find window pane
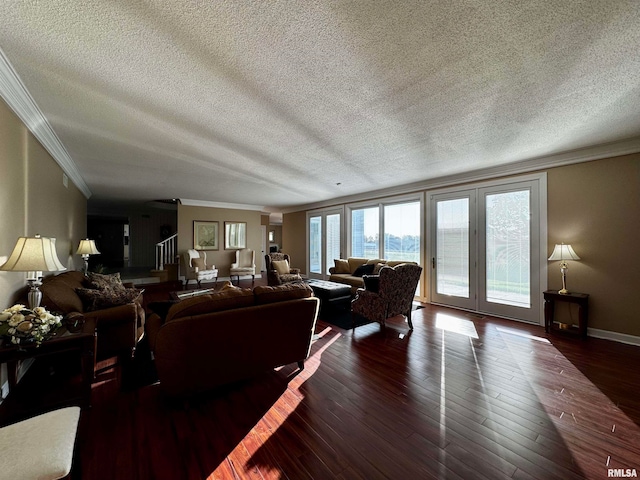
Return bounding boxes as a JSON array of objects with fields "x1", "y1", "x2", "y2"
[
  {"x1": 351, "y1": 207, "x2": 379, "y2": 258},
  {"x1": 485, "y1": 190, "x2": 530, "y2": 308},
  {"x1": 436, "y1": 198, "x2": 469, "y2": 297},
  {"x1": 326, "y1": 214, "x2": 341, "y2": 275},
  {"x1": 309, "y1": 216, "x2": 321, "y2": 274},
  {"x1": 383, "y1": 202, "x2": 420, "y2": 262}
]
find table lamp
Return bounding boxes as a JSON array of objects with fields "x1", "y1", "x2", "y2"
[
  {"x1": 548, "y1": 243, "x2": 580, "y2": 295},
  {"x1": 76, "y1": 239, "x2": 100, "y2": 275},
  {"x1": 0, "y1": 235, "x2": 67, "y2": 308}
]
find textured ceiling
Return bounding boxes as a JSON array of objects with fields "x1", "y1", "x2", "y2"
[{"x1": 1, "y1": 0, "x2": 639, "y2": 210}]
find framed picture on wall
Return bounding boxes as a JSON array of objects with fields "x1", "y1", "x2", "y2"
[
  {"x1": 225, "y1": 221, "x2": 247, "y2": 250},
  {"x1": 193, "y1": 221, "x2": 219, "y2": 250}
]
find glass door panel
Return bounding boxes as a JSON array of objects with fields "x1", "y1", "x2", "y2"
[
  {"x1": 485, "y1": 190, "x2": 530, "y2": 307},
  {"x1": 325, "y1": 214, "x2": 341, "y2": 275},
  {"x1": 478, "y1": 183, "x2": 540, "y2": 322},
  {"x1": 309, "y1": 216, "x2": 322, "y2": 276},
  {"x1": 308, "y1": 209, "x2": 343, "y2": 279},
  {"x1": 430, "y1": 192, "x2": 476, "y2": 310}
]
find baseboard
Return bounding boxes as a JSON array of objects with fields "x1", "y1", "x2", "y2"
[{"x1": 587, "y1": 327, "x2": 640, "y2": 346}]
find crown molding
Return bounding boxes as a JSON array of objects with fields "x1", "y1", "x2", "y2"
[
  {"x1": 0, "y1": 48, "x2": 91, "y2": 198},
  {"x1": 279, "y1": 137, "x2": 640, "y2": 213},
  {"x1": 179, "y1": 198, "x2": 265, "y2": 212}
]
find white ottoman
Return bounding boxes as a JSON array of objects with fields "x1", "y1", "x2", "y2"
[{"x1": 0, "y1": 406, "x2": 81, "y2": 480}]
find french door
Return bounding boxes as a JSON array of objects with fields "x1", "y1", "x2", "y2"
[
  {"x1": 307, "y1": 208, "x2": 343, "y2": 280},
  {"x1": 430, "y1": 178, "x2": 542, "y2": 323}
]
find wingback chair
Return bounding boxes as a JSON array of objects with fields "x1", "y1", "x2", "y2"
[
  {"x1": 265, "y1": 252, "x2": 303, "y2": 285},
  {"x1": 230, "y1": 248, "x2": 256, "y2": 285},
  {"x1": 351, "y1": 263, "x2": 423, "y2": 330},
  {"x1": 182, "y1": 249, "x2": 218, "y2": 287}
]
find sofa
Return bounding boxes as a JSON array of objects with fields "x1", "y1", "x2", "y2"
[
  {"x1": 328, "y1": 257, "x2": 418, "y2": 294},
  {"x1": 39, "y1": 271, "x2": 145, "y2": 360},
  {"x1": 146, "y1": 281, "x2": 319, "y2": 397}
]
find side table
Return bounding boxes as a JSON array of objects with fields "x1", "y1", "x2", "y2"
[
  {"x1": 543, "y1": 290, "x2": 589, "y2": 339},
  {"x1": 0, "y1": 317, "x2": 96, "y2": 424}
]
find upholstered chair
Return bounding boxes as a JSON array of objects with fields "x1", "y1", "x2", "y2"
[
  {"x1": 351, "y1": 263, "x2": 423, "y2": 330},
  {"x1": 182, "y1": 249, "x2": 218, "y2": 287},
  {"x1": 265, "y1": 252, "x2": 303, "y2": 285},
  {"x1": 230, "y1": 248, "x2": 256, "y2": 285}
]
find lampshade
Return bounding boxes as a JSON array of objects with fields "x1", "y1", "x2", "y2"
[
  {"x1": 0, "y1": 235, "x2": 66, "y2": 272},
  {"x1": 548, "y1": 244, "x2": 580, "y2": 262},
  {"x1": 76, "y1": 239, "x2": 100, "y2": 256}
]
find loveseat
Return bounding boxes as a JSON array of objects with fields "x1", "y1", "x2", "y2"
[
  {"x1": 39, "y1": 271, "x2": 145, "y2": 360},
  {"x1": 146, "y1": 282, "x2": 319, "y2": 397},
  {"x1": 328, "y1": 257, "x2": 418, "y2": 294}
]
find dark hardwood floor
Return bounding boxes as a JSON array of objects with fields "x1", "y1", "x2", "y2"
[{"x1": 78, "y1": 279, "x2": 640, "y2": 479}]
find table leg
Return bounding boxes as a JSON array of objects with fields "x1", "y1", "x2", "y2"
[{"x1": 544, "y1": 298, "x2": 554, "y2": 333}]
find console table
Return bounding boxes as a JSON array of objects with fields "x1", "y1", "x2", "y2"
[{"x1": 543, "y1": 290, "x2": 589, "y2": 339}]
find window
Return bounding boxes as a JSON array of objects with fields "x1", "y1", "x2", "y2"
[{"x1": 351, "y1": 207, "x2": 379, "y2": 258}]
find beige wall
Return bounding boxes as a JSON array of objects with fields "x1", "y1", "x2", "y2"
[
  {"x1": 0, "y1": 99, "x2": 87, "y2": 308},
  {"x1": 282, "y1": 211, "x2": 307, "y2": 274},
  {"x1": 546, "y1": 154, "x2": 640, "y2": 337},
  {"x1": 177, "y1": 204, "x2": 262, "y2": 277},
  {"x1": 283, "y1": 154, "x2": 640, "y2": 338}
]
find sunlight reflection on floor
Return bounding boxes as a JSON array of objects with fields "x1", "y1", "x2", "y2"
[{"x1": 435, "y1": 312, "x2": 479, "y2": 339}]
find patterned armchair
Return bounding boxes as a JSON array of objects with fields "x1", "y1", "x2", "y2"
[
  {"x1": 230, "y1": 248, "x2": 256, "y2": 285},
  {"x1": 265, "y1": 252, "x2": 303, "y2": 286},
  {"x1": 351, "y1": 263, "x2": 422, "y2": 330}
]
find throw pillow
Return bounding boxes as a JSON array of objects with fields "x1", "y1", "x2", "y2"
[
  {"x1": 373, "y1": 262, "x2": 386, "y2": 274},
  {"x1": 76, "y1": 287, "x2": 142, "y2": 312},
  {"x1": 271, "y1": 259, "x2": 290, "y2": 275},
  {"x1": 333, "y1": 259, "x2": 350, "y2": 274},
  {"x1": 191, "y1": 257, "x2": 205, "y2": 271},
  {"x1": 352, "y1": 263, "x2": 375, "y2": 277},
  {"x1": 87, "y1": 272, "x2": 125, "y2": 293},
  {"x1": 363, "y1": 275, "x2": 380, "y2": 293}
]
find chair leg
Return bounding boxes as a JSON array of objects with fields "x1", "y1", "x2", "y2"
[
  {"x1": 406, "y1": 309, "x2": 414, "y2": 330},
  {"x1": 297, "y1": 360, "x2": 305, "y2": 370}
]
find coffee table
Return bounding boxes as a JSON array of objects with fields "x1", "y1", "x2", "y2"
[
  {"x1": 169, "y1": 287, "x2": 217, "y2": 302},
  {"x1": 306, "y1": 279, "x2": 352, "y2": 314}
]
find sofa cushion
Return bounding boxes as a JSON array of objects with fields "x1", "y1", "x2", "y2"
[
  {"x1": 366, "y1": 258, "x2": 386, "y2": 265},
  {"x1": 352, "y1": 263, "x2": 375, "y2": 277},
  {"x1": 373, "y1": 262, "x2": 386, "y2": 274},
  {"x1": 40, "y1": 272, "x2": 87, "y2": 314},
  {"x1": 87, "y1": 272, "x2": 126, "y2": 293},
  {"x1": 167, "y1": 287, "x2": 255, "y2": 321},
  {"x1": 76, "y1": 287, "x2": 143, "y2": 312},
  {"x1": 347, "y1": 257, "x2": 368, "y2": 274},
  {"x1": 253, "y1": 282, "x2": 313, "y2": 305},
  {"x1": 333, "y1": 259, "x2": 350, "y2": 274},
  {"x1": 271, "y1": 259, "x2": 290, "y2": 275}
]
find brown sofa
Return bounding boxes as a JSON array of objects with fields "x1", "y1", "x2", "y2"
[
  {"x1": 328, "y1": 257, "x2": 417, "y2": 294},
  {"x1": 146, "y1": 282, "x2": 319, "y2": 397},
  {"x1": 39, "y1": 271, "x2": 145, "y2": 360}
]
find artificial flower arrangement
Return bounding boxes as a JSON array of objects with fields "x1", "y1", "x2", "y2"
[{"x1": 0, "y1": 304, "x2": 63, "y2": 346}]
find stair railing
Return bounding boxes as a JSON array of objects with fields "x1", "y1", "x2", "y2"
[{"x1": 156, "y1": 233, "x2": 178, "y2": 271}]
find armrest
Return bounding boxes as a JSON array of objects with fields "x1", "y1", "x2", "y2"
[
  {"x1": 146, "y1": 313, "x2": 163, "y2": 352},
  {"x1": 328, "y1": 267, "x2": 336, "y2": 274},
  {"x1": 231, "y1": 262, "x2": 239, "y2": 268},
  {"x1": 82, "y1": 303, "x2": 139, "y2": 327},
  {"x1": 290, "y1": 268, "x2": 301, "y2": 275}
]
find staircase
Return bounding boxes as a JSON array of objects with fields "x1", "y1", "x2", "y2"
[{"x1": 151, "y1": 233, "x2": 179, "y2": 282}]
